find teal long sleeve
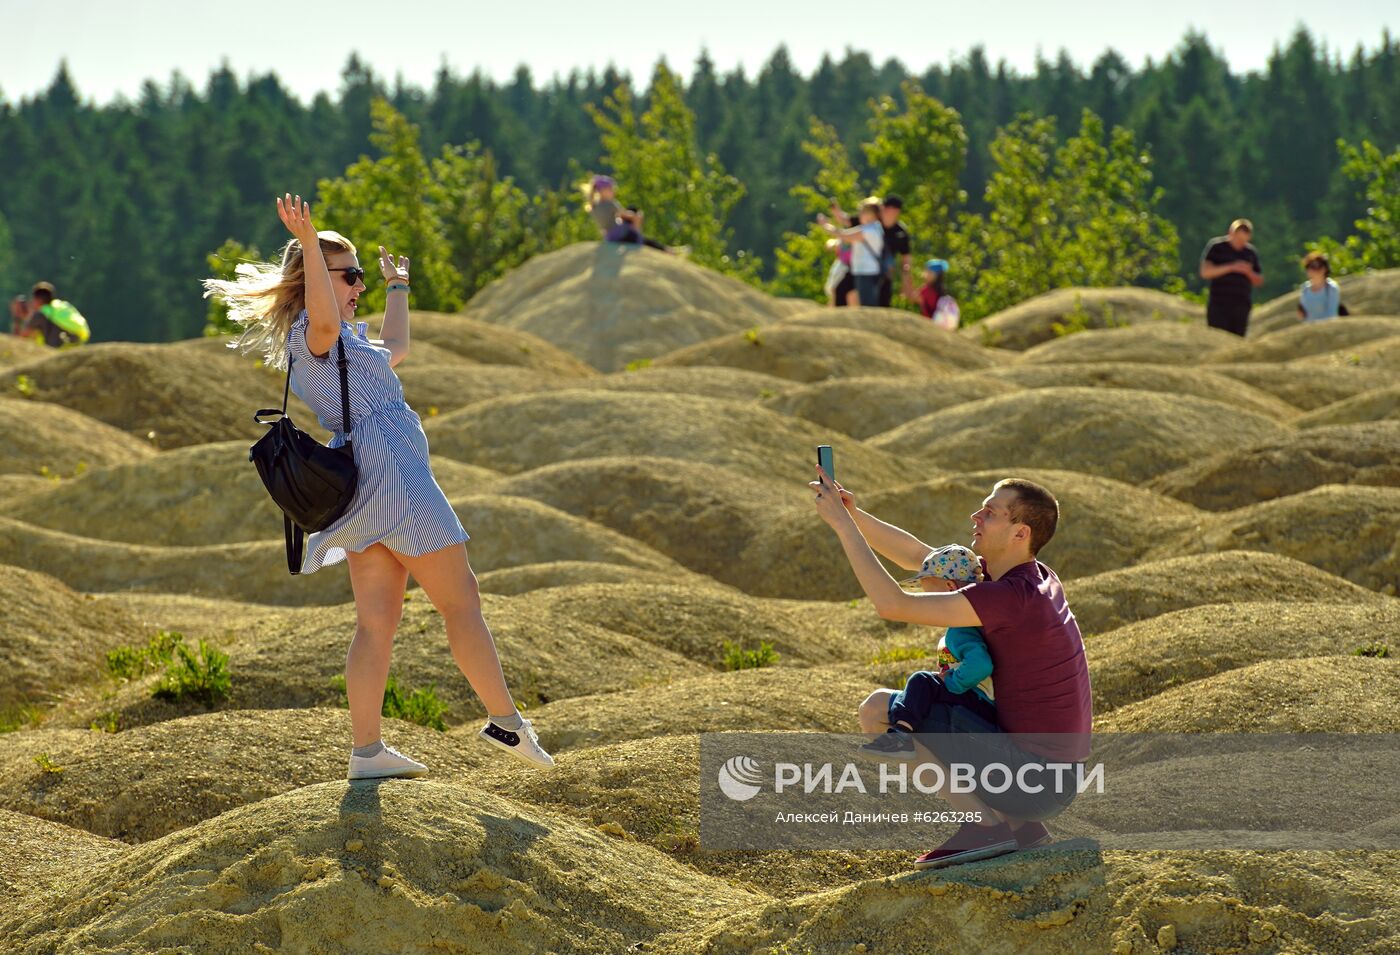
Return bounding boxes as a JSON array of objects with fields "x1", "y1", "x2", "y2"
[{"x1": 942, "y1": 626, "x2": 993, "y2": 696}]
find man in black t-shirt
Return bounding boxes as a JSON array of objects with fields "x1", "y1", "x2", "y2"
[
  {"x1": 1199, "y1": 219, "x2": 1264, "y2": 337},
  {"x1": 879, "y1": 195, "x2": 913, "y2": 308}
]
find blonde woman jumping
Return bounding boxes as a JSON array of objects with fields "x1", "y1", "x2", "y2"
[{"x1": 204, "y1": 194, "x2": 553, "y2": 778}]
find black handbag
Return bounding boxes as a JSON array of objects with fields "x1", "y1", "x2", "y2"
[{"x1": 249, "y1": 338, "x2": 359, "y2": 574}]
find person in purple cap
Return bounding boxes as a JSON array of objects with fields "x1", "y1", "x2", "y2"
[{"x1": 586, "y1": 174, "x2": 669, "y2": 252}]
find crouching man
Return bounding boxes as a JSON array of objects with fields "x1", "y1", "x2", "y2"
[{"x1": 810, "y1": 469, "x2": 1092, "y2": 869}]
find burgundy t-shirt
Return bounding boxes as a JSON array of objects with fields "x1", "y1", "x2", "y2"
[{"x1": 961, "y1": 560, "x2": 1092, "y2": 760}]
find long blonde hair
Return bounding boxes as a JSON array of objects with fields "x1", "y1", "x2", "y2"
[{"x1": 202, "y1": 231, "x2": 356, "y2": 369}]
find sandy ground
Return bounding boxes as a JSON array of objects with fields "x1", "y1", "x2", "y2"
[{"x1": 2, "y1": 247, "x2": 1398, "y2": 953}]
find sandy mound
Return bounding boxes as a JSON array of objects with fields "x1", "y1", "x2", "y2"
[
  {"x1": 425, "y1": 390, "x2": 929, "y2": 488},
  {"x1": 779, "y1": 308, "x2": 1006, "y2": 369},
  {"x1": 764, "y1": 376, "x2": 1014, "y2": 439},
  {"x1": 1148, "y1": 422, "x2": 1400, "y2": 510},
  {"x1": 400, "y1": 310, "x2": 598, "y2": 377},
  {"x1": 1296, "y1": 332, "x2": 1400, "y2": 372},
  {"x1": 1249, "y1": 266, "x2": 1400, "y2": 334},
  {"x1": 744, "y1": 470, "x2": 1200, "y2": 600},
  {"x1": 654, "y1": 325, "x2": 971, "y2": 382},
  {"x1": 1154, "y1": 484, "x2": 1400, "y2": 593},
  {"x1": 1018, "y1": 322, "x2": 1242, "y2": 365},
  {"x1": 870, "y1": 387, "x2": 1289, "y2": 483},
  {"x1": 587, "y1": 366, "x2": 796, "y2": 402},
  {"x1": 963, "y1": 287, "x2": 1201, "y2": 351},
  {"x1": 673, "y1": 847, "x2": 1400, "y2": 955},
  {"x1": 0, "y1": 398, "x2": 153, "y2": 477},
  {"x1": 1087, "y1": 600, "x2": 1400, "y2": 712},
  {"x1": 496, "y1": 457, "x2": 789, "y2": 587},
  {"x1": 513, "y1": 582, "x2": 901, "y2": 667},
  {"x1": 3, "y1": 779, "x2": 753, "y2": 955},
  {"x1": 1065, "y1": 551, "x2": 1388, "y2": 634},
  {"x1": 0, "y1": 335, "x2": 53, "y2": 369},
  {"x1": 468, "y1": 662, "x2": 908, "y2": 754},
  {"x1": 1203, "y1": 360, "x2": 1396, "y2": 410},
  {"x1": 0, "y1": 810, "x2": 126, "y2": 909},
  {"x1": 0, "y1": 516, "x2": 353, "y2": 606},
  {"x1": 970, "y1": 363, "x2": 1298, "y2": 421},
  {"x1": 395, "y1": 364, "x2": 566, "y2": 416},
  {"x1": 1296, "y1": 384, "x2": 1400, "y2": 428},
  {"x1": 471, "y1": 734, "x2": 911, "y2": 899},
  {"x1": 0, "y1": 443, "x2": 500, "y2": 546},
  {"x1": 478, "y1": 561, "x2": 701, "y2": 596},
  {"x1": 0, "y1": 709, "x2": 496, "y2": 842},
  {"x1": 1098, "y1": 655, "x2": 1400, "y2": 733},
  {"x1": 9, "y1": 342, "x2": 328, "y2": 449},
  {"x1": 0, "y1": 564, "x2": 146, "y2": 711},
  {"x1": 48, "y1": 594, "x2": 711, "y2": 734},
  {"x1": 1218, "y1": 315, "x2": 1400, "y2": 361},
  {"x1": 465, "y1": 241, "x2": 789, "y2": 372}
]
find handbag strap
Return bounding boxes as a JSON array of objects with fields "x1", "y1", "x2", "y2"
[
  {"x1": 259, "y1": 335, "x2": 353, "y2": 432},
  {"x1": 285, "y1": 513, "x2": 304, "y2": 575}
]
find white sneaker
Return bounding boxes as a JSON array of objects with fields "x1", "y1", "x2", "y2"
[
  {"x1": 479, "y1": 717, "x2": 555, "y2": 770},
  {"x1": 348, "y1": 743, "x2": 428, "y2": 780}
]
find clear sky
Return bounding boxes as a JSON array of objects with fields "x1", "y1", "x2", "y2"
[{"x1": 2, "y1": 0, "x2": 1395, "y2": 105}]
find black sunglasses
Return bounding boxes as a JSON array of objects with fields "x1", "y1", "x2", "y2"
[{"x1": 327, "y1": 266, "x2": 367, "y2": 287}]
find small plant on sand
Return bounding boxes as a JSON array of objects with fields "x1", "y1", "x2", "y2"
[
  {"x1": 1354, "y1": 642, "x2": 1391, "y2": 658},
  {"x1": 0, "y1": 703, "x2": 45, "y2": 734},
  {"x1": 623, "y1": 358, "x2": 653, "y2": 372},
  {"x1": 743, "y1": 327, "x2": 762, "y2": 347},
  {"x1": 106, "y1": 630, "x2": 185, "y2": 682},
  {"x1": 14, "y1": 373, "x2": 35, "y2": 398},
  {"x1": 330, "y1": 673, "x2": 449, "y2": 731},
  {"x1": 757, "y1": 388, "x2": 775, "y2": 399},
  {"x1": 153, "y1": 640, "x2": 231, "y2": 706},
  {"x1": 869, "y1": 645, "x2": 934, "y2": 666},
  {"x1": 722, "y1": 639, "x2": 779, "y2": 671},
  {"x1": 977, "y1": 323, "x2": 1002, "y2": 348},
  {"x1": 89, "y1": 711, "x2": 120, "y2": 733},
  {"x1": 33, "y1": 753, "x2": 63, "y2": 775}
]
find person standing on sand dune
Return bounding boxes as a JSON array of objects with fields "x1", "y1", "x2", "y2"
[
  {"x1": 203, "y1": 194, "x2": 554, "y2": 780},
  {"x1": 1199, "y1": 218, "x2": 1264, "y2": 337}
]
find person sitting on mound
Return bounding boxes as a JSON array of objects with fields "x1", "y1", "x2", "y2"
[
  {"x1": 858, "y1": 544, "x2": 995, "y2": 759},
  {"x1": 811, "y1": 468, "x2": 1091, "y2": 870},
  {"x1": 585, "y1": 174, "x2": 670, "y2": 253},
  {"x1": 918, "y1": 259, "x2": 961, "y2": 331}
]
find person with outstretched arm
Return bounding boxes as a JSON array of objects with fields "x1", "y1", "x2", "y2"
[
  {"x1": 812, "y1": 468, "x2": 1092, "y2": 869},
  {"x1": 203, "y1": 195, "x2": 554, "y2": 781}
]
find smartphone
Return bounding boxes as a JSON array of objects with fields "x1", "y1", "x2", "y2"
[{"x1": 816, "y1": 445, "x2": 835, "y2": 483}]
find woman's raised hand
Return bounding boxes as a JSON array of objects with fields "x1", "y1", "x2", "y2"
[
  {"x1": 378, "y1": 245, "x2": 410, "y2": 284},
  {"x1": 276, "y1": 194, "x2": 318, "y2": 245}
]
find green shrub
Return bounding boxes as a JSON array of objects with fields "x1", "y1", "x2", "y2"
[
  {"x1": 0, "y1": 703, "x2": 45, "y2": 734},
  {"x1": 722, "y1": 640, "x2": 779, "y2": 671},
  {"x1": 1354, "y1": 642, "x2": 1391, "y2": 658},
  {"x1": 33, "y1": 752, "x2": 63, "y2": 774},
  {"x1": 870, "y1": 645, "x2": 935, "y2": 666},
  {"x1": 623, "y1": 358, "x2": 653, "y2": 372},
  {"x1": 89, "y1": 711, "x2": 120, "y2": 733},
  {"x1": 329, "y1": 673, "x2": 449, "y2": 731},
  {"x1": 743, "y1": 327, "x2": 762, "y2": 346},
  {"x1": 107, "y1": 630, "x2": 185, "y2": 682},
  {"x1": 153, "y1": 639, "x2": 231, "y2": 706}
]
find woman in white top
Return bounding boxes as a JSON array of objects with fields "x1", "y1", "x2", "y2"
[{"x1": 819, "y1": 197, "x2": 885, "y2": 307}]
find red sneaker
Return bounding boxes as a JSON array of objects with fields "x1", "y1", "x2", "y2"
[
  {"x1": 1012, "y1": 820, "x2": 1051, "y2": 849},
  {"x1": 914, "y1": 821, "x2": 1017, "y2": 869}
]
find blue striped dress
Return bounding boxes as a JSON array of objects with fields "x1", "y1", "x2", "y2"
[{"x1": 286, "y1": 311, "x2": 468, "y2": 573}]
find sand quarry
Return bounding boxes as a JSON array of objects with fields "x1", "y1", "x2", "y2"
[{"x1": 2, "y1": 241, "x2": 1399, "y2": 953}]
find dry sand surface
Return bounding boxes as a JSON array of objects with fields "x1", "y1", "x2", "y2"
[
  {"x1": 1147, "y1": 421, "x2": 1400, "y2": 509},
  {"x1": 960, "y1": 286, "x2": 1202, "y2": 350},
  {"x1": 3, "y1": 250, "x2": 1399, "y2": 953},
  {"x1": 870, "y1": 387, "x2": 1290, "y2": 483}
]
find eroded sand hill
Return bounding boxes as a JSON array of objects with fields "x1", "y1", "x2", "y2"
[{"x1": 3, "y1": 249, "x2": 1398, "y2": 954}]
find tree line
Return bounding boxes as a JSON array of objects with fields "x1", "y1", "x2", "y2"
[{"x1": 2, "y1": 28, "x2": 1399, "y2": 342}]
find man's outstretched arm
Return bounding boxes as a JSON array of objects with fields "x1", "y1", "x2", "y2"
[{"x1": 848, "y1": 504, "x2": 935, "y2": 571}]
